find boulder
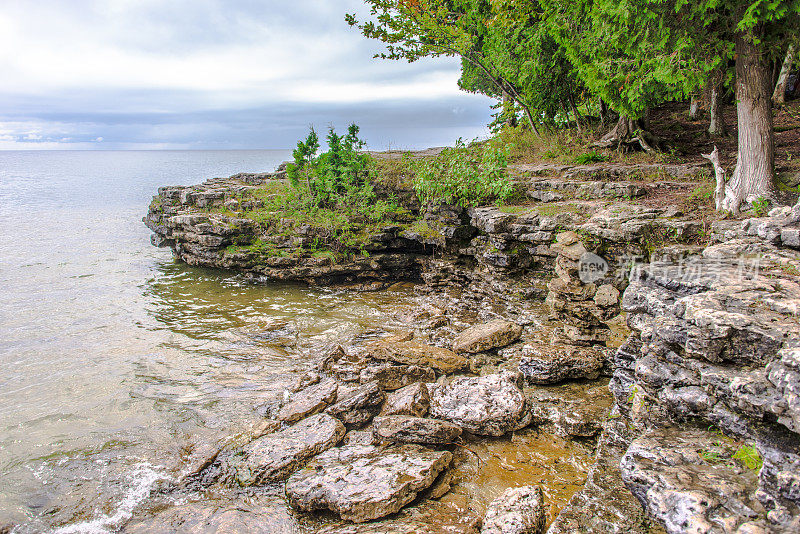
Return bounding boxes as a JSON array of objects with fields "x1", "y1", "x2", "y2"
[
  {"x1": 286, "y1": 444, "x2": 453, "y2": 523},
  {"x1": 216, "y1": 413, "x2": 345, "y2": 486},
  {"x1": 481, "y1": 486, "x2": 545, "y2": 534},
  {"x1": 278, "y1": 379, "x2": 338, "y2": 424},
  {"x1": 452, "y1": 320, "x2": 524, "y2": 354},
  {"x1": 360, "y1": 363, "x2": 436, "y2": 391},
  {"x1": 325, "y1": 381, "x2": 385, "y2": 428},
  {"x1": 428, "y1": 372, "x2": 528, "y2": 436},
  {"x1": 372, "y1": 416, "x2": 462, "y2": 445},
  {"x1": 364, "y1": 340, "x2": 469, "y2": 374},
  {"x1": 380, "y1": 382, "x2": 430, "y2": 418},
  {"x1": 526, "y1": 381, "x2": 612, "y2": 437},
  {"x1": 518, "y1": 343, "x2": 603, "y2": 384}
]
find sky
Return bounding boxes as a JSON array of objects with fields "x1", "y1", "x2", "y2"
[{"x1": 0, "y1": 0, "x2": 494, "y2": 150}]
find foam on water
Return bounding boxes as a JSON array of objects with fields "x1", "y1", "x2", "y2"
[{"x1": 51, "y1": 463, "x2": 170, "y2": 534}]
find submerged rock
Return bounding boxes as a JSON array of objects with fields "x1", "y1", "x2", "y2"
[
  {"x1": 481, "y1": 485, "x2": 545, "y2": 534},
  {"x1": 429, "y1": 371, "x2": 528, "y2": 436},
  {"x1": 380, "y1": 382, "x2": 430, "y2": 418},
  {"x1": 364, "y1": 340, "x2": 469, "y2": 374},
  {"x1": 526, "y1": 380, "x2": 612, "y2": 437},
  {"x1": 278, "y1": 379, "x2": 338, "y2": 424},
  {"x1": 286, "y1": 443, "x2": 453, "y2": 523},
  {"x1": 452, "y1": 320, "x2": 523, "y2": 354},
  {"x1": 219, "y1": 413, "x2": 345, "y2": 486},
  {"x1": 372, "y1": 416, "x2": 462, "y2": 445}
]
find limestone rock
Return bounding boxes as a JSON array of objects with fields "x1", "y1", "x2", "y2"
[
  {"x1": 212, "y1": 413, "x2": 345, "y2": 486},
  {"x1": 594, "y1": 284, "x2": 620, "y2": 307},
  {"x1": 452, "y1": 320, "x2": 523, "y2": 354},
  {"x1": 481, "y1": 486, "x2": 545, "y2": 534},
  {"x1": 364, "y1": 340, "x2": 469, "y2": 374},
  {"x1": 381, "y1": 382, "x2": 430, "y2": 418},
  {"x1": 372, "y1": 416, "x2": 462, "y2": 445},
  {"x1": 621, "y1": 428, "x2": 775, "y2": 534},
  {"x1": 526, "y1": 381, "x2": 612, "y2": 437},
  {"x1": 518, "y1": 343, "x2": 603, "y2": 384},
  {"x1": 278, "y1": 379, "x2": 338, "y2": 424},
  {"x1": 360, "y1": 363, "x2": 436, "y2": 391},
  {"x1": 429, "y1": 371, "x2": 528, "y2": 436},
  {"x1": 325, "y1": 381, "x2": 385, "y2": 428},
  {"x1": 286, "y1": 443, "x2": 453, "y2": 523}
]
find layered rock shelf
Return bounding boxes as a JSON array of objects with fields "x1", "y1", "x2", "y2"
[{"x1": 137, "y1": 161, "x2": 800, "y2": 533}]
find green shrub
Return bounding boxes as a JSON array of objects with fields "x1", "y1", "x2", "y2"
[
  {"x1": 412, "y1": 139, "x2": 514, "y2": 208},
  {"x1": 573, "y1": 150, "x2": 608, "y2": 164}
]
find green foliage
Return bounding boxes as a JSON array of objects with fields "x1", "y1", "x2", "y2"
[
  {"x1": 732, "y1": 445, "x2": 763, "y2": 471},
  {"x1": 573, "y1": 150, "x2": 607, "y2": 164},
  {"x1": 288, "y1": 124, "x2": 373, "y2": 208},
  {"x1": 412, "y1": 139, "x2": 515, "y2": 207},
  {"x1": 751, "y1": 196, "x2": 771, "y2": 217}
]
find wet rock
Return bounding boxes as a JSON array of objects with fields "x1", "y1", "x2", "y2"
[
  {"x1": 290, "y1": 370, "x2": 321, "y2": 393},
  {"x1": 373, "y1": 416, "x2": 462, "y2": 445},
  {"x1": 526, "y1": 380, "x2": 613, "y2": 437},
  {"x1": 429, "y1": 371, "x2": 528, "y2": 436},
  {"x1": 452, "y1": 319, "x2": 523, "y2": 354},
  {"x1": 325, "y1": 381, "x2": 385, "y2": 428},
  {"x1": 278, "y1": 379, "x2": 338, "y2": 424},
  {"x1": 286, "y1": 443, "x2": 453, "y2": 523},
  {"x1": 342, "y1": 430, "x2": 379, "y2": 447},
  {"x1": 621, "y1": 428, "x2": 776, "y2": 534},
  {"x1": 218, "y1": 413, "x2": 345, "y2": 486},
  {"x1": 518, "y1": 343, "x2": 603, "y2": 384},
  {"x1": 122, "y1": 498, "x2": 299, "y2": 534},
  {"x1": 364, "y1": 340, "x2": 469, "y2": 374},
  {"x1": 360, "y1": 363, "x2": 436, "y2": 391},
  {"x1": 381, "y1": 382, "x2": 430, "y2": 417},
  {"x1": 481, "y1": 485, "x2": 545, "y2": 534},
  {"x1": 316, "y1": 345, "x2": 346, "y2": 372}
]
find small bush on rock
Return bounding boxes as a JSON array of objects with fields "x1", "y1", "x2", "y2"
[{"x1": 412, "y1": 138, "x2": 515, "y2": 208}]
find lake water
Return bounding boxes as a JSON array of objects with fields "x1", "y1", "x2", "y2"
[
  {"x1": 0, "y1": 150, "x2": 421, "y2": 532},
  {"x1": 0, "y1": 150, "x2": 592, "y2": 533}
]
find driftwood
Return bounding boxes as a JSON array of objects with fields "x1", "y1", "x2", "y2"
[{"x1": 701, "y1": 145, "x2": 727, "y2": 212}]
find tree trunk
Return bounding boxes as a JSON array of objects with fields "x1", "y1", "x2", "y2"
[
  {"x1": 689, "y1": 96, "x2": 701, "y2": 121},
  {"x1": 722, "y1": 32, "x2": 776, "y2": 216},
  {"x1": 708, "y1": 83, "x2": 727, "y2": 137},
  {"x1": 773, "y1": 45, "x2": 795, "y2": 106},
  {"x1": 502, "y1": 91, "x2": 518, "y2": 128},
  {"x1": 599, "y1": 99, "x2": 609, "y2": 126},
  {"x1": 568, "y1": 92, "x2": 584, "y2": 133}
]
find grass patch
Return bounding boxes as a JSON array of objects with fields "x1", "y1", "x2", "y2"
[{"x1": 573, "y1": 150, "x2": 608, "y2": 164}]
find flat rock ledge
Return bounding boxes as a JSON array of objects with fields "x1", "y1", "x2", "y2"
[
  {"x1": 429, "y1": 371, "x2": 528, "y2": 436},
  {"x1": 481, "y1": 485, "x2": 545, "y2": 534},
  {"x1": 286, "y1": 443, "x2": 453, "y2": 523},
  {"x1": 206, "y1": 413, "x2": 345, "y2": 486}
]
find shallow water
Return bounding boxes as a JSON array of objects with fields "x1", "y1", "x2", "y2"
[{"x1": 0, "y1": 150, "x2": 593, "y2": 533}]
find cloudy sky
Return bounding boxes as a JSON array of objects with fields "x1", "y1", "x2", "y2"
[{"x1": 0, "y1": 0, "x2": 494, "y2": 150}]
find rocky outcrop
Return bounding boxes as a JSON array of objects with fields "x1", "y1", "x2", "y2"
[
  {"x1": 286, "y1": 443, "x2": 453, "y2": 523},
  {"x1": 428, "y1": 371, "x2": 528, "y2": 436},
  {"x1": 612, "y1": 227, "x2": 800, "y2": 531},
  {"x1": 481, "y1": 485, "x2": 546, "y2": 534}
]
